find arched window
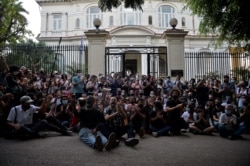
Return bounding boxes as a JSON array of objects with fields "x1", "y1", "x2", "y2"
[
  {"x1": 158, "y1": 5, "x2": 175, "y2": 28},
  {"x1": 109, "y1": 16, "x2": 114, "y2": 26},
  {"x1": 75, "y1": 18, "x2": 80, "y2": 28},
  {"x1": 148, "y1": 15, "x2": 152, "y2": 25},
  {"x1": 182, "y1": 17, "x2": 186, "y2": 27},
  {"x1": 120, "y1": 7, "x2": 142, "y2": 25},
  {"x1": 86, "y1": 6, "x2": 103, "y2": 29}
]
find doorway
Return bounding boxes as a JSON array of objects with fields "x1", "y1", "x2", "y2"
[{"x1": 125, "y1": 59, "x2": 137, "y2": 76}]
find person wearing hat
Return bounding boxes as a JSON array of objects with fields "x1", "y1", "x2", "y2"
[
  {"x1": 78, "y1": 96, "x2": 116, "y2": 151},
  {"x1": 6, "y1": 95, "x2": 71, "y2": 139}
]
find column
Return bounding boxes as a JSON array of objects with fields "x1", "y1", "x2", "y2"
[
  {"x1": 84, "y1": 30, "x2": 110, "y2": 75},
  {"x1": 162, "y1": 28, "x2": 188, "y2": 79}
]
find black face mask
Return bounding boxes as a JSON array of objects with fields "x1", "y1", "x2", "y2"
[
  {"x1": 216, "y1": 103, "x2": 221, "y2": 107},
  {"x1": 22, "y1": 104, "x2": 30, "y2": 110},
  {"x1": 172, "y1": 95, "x2": 178, "y2": 99}
]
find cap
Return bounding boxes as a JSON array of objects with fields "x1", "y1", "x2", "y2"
[
  {"x1": 20, "y1": 95, "x2": 34, "y2": 103},
  {"x1": 86, "y1": 96, "x2": 94, "y2": 107}
]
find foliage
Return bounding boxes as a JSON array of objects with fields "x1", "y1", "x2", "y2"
[
  {"x1": 0, "y1": 0, "x2": 31, "y2": 46},
  {"x1": 231, "y1": 67, "x2": 250, "y2": 81},
  {"x1": 66, "y1": 62, "x2": 87, "y2": 76},
  {"x1": 185, "y1": 0, "x2": 250, "y2": 50},
  {"x1": 4, "y1": 39, "x2": 56, "y2": 73},
  {"x1": 98, "y1": 0, "x2": 144, "y2": 11}
]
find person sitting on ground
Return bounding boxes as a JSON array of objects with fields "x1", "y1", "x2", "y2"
[
  {"x1": 7, "y1": 95, "x2": 71, "y2": 139},
  {"x1": 150, "y1": 101, "x2": 171, "y2": 137},
  {"x1": 181, "y1": 101, "x2": 197, "y2": 124},
  {"x1": 189, "y1": 106, "x2": 215, "y2": 135},
  {"x1": 99, "y1": 97, "x2": 139, "y2": 147},
  {"x1": 165, "y1": 88, "x2": 189, "y2": 135},
  {"x1": 212, "y1": 98, "x2": 224, "y2": 130},
  {"x1": 78, "y1": 96, "x2": 116, "y2": 151},
  {"x1": 129, "y1": 99, "x2": 148, "y2": 138},
  {"x1": 218, "y1": 104, "x2": 245, "y2": 140}
]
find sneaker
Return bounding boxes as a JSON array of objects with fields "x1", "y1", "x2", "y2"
[
  {"x1": 152, "y1": 132, "x2": 158, "y2": 137},
  {"x1": 38, "y1": 132, "x2": 48, "y2": 138},
  {"x1": 113, "y1": 140, "x2": 120, "y2": 148},
  {"x1": 139, "y1": 128, "x2": 146, "y2": 138},
  {"x1": 105, "y1": 132, "x2": 116, "y2": 151},
  {"x1": 94, "y1": 135, "x2": 104, "y2": 151},
  {"x1": 62, "y1": 130, "x2": 72, "y2": 136},
  {"x1": 125, "y1": 138, "x2": 139, "y2": 147}
]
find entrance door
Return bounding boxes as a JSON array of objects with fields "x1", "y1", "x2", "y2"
[{"x1": 125, "y1": 59, "x2": 137, "y2": 76}]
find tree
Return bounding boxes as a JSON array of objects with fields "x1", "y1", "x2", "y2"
[
  {"x1": 5, "y1": 39, "x2": 56, "y2": 73},
  {"x1": 185, "y1": 0, "x2": 250, "y2": 50},
  {"x1": 0, "y1": 0, "x2": 31, "y2": 46},
  {"x1": 98, "y1": 0, "x2": 249, "y2": 50}
]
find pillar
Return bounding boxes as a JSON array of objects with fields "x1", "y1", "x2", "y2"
[
  {"x1": 162, "y1": 29, "x2": 188, "y2": 79},
  {"x1": 84, "y1": 30, "x2": 110, "y2": 76}
]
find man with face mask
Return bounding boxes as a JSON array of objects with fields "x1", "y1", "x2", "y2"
[
  {"x1": 165, "y1": 88, "x2": 189, "y2": 135},
  {"x1": 218, "y1": 104, "x2": 245, "y2": 140},
  {"x1": 219, "y1": 75, "x2": 235, "y2": 105},
  {"x1": 7, "y1": 95, "x2": 72, "y2": 139},
  {"x1": 71, "y1": 69, "x2": 85, "y2": 99},
  {"x1": 54, "y1": 95, "x2": 71, "y2": 128},
  {"x1": 99, "y1": 97, "x2": 139, "y2": 147},
  {"x1": 129, "y1": 99, "x2": 148, "y2": 138}
]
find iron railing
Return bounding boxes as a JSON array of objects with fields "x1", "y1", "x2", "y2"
[
  {"x1": 185, "y1": 51, "x2": 250, "y2": 81},
  {"x1": 0, "y1": 44, "x2": 88, "y2": 76}
]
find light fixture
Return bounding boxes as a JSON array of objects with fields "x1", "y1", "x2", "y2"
[
  {"x1": 169, "y1": 18, "x2": 178, "y2": 30},
  {"x1": 93, "y1": 18, "x2": 101, "y2": 32}
]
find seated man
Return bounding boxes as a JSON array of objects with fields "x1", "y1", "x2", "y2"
[
  {"x1": 218, "y1": 104, "x2": 245, "y2": 140},
  {"x1": 129, "y1": 99, "x2": 148, "y2": 138},
  {"x1": 78, "y1": 96, "x2": 116, "y2": 151},
  {"x1": 189, "y1": 107, "x2": 215, "y2": 135},
  {"x1": 7, "y1": 95, "x2": 71, "y2": 139},
  {"x1": 99, "y1": 97, "x2": 139, "y2": 147},
  {"x1": 165, "y1": 88, "x2": 189, "y2": 135},
  {"x1": 150, "y1": 101, "x2": 171, "y2": 137}
]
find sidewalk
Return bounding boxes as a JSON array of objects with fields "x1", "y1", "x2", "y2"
[{"x1": 0, "y1": 132, "x2": 249, "y2": 166}]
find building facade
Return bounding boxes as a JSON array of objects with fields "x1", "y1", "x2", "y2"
[{"x1": 36, "y1": 0, "x2": 229, "y2": 78}]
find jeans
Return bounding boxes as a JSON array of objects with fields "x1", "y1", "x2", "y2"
[
  {"x1": 218, "y1": 124, "x2": 245, "y2": 138},
  {"x1": 150, "y1": 125, "x2": 171, "y2": 136},
  {"x1": 98, "y1": 123, "x2": 135, "y2": 139},
  {"x1": 79, "y1": 128, "x2": 107, "y2": 148}
]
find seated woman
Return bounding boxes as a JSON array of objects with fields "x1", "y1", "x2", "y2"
[{"x1": 189, "y1": 106, "x2": 215, "y2": 135}]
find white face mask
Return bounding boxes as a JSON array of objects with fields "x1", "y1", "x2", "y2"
[
  {"x1": 62, "y1": 100, "x2": 68, "y2": 105},
  {"x1": 77, "y1": 73, "x2": 82, "y2": 77}
]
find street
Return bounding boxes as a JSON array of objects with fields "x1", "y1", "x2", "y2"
[{"x1": 0, "y1": 132, "x2": 250, "y2": 166}]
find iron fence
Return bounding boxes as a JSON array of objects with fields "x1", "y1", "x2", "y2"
[
  {"x1": 0, "y1": 44, "x2": 88, "y2": 76},
  {"x1": 1, "y1": 44, "x2": 250, "y2": 82},
  {"x1": 185, "y1": 51, "x2": 250, "y2": 81}
]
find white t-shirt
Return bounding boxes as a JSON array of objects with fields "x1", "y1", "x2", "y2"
[{"x1": 7, "y1": 105, "x2": 39, "y2": 125}]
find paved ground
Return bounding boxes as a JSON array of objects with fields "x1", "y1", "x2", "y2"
[{"x1": 0, "y1": 132, "x2": 250, "y2": 166}]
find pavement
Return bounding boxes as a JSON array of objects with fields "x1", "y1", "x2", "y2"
[{"x1": 0, "y1": 132, "x2": 250, "y2": 166}]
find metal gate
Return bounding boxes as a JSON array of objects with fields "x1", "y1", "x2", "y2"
[{"x1": 105, "y1": 46, "x2": 167, "y2": 78}]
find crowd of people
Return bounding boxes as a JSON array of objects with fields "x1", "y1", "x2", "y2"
[{"x1": 0, "y1": 57, "x2": 250, "y2": 151}]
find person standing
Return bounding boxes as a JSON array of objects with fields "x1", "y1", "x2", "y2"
[{"x1": 71, "y1": 70, "x2": 85, "y2": 99}]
